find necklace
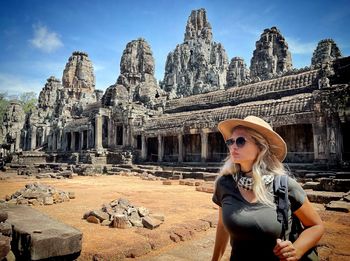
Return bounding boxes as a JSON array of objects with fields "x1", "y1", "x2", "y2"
[{"x1": 233, "y1": 172, "x2": 274, "y2": 191}]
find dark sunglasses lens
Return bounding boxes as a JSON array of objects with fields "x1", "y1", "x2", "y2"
[
  {"x1": 225, "y1": 139, "x2": 234, "y2": 146},
  {"x1": 236, "y1": 137, "x2": 246, "y2": 148}
]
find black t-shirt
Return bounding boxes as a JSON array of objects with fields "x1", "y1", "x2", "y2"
[{"x1": 212, "y1": 174, "x2": 306, "y2": 261}]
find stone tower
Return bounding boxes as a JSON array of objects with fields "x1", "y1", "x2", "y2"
[
  {"x1": 226, "y1": 57, "x2": 251, "y2": 87},
  {"x1": 62, "y1": 51, "x2": 95, "y2": 94},
  {"x1": 162, "y1": 8, "x2": 229, "y2": 97},
  {"x1": 250, "y1": 27, "x2": 292, "y2": 80},
  {"x1": 311, "y1": 39, "x2": 342, "y2": 68},
  {"x1": 103, "y1": 38, "x2": 164, "y2": 107}
]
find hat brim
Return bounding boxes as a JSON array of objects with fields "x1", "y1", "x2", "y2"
[{"x1": 218, "y1": 119, "x2": 287, "y2": 162}]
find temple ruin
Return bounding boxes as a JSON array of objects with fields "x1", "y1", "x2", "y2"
[{"x1": 1, "y1": 8, "x2": 349, "y2": 169}]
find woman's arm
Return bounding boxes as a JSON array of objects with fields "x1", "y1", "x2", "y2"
[
  {"x1": 212, "y1": 207, "x2": 230, "y2": 261},
  {"x1": 274, "y1": 198, "x2": 324, "y2": 260}
]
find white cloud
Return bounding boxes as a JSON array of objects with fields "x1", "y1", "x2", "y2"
[
  {"x1": 0, "y1": 73, "x2": 42, "y2": 96},
  {"x1": 29, "y1": 24, "x2": 63, "y2": 53},
  {"x1": 286, "y1": 37, "x2": 316, "y2": 55}
]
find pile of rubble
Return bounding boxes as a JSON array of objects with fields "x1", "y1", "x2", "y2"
[
  {"x1": 17, "y1": 167, "x2": 74, "y2": 179},
  {"x1": 2, "y1": 183, "x2": 75, "y2": 206},
  {"x1": 0, "y1": 210, "x2": 12, "y2": 260},
  {"x1": 84, "y1": 198, "x2": 164, "y2": 229}
]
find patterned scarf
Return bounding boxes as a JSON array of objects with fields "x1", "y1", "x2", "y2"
[{"x1": 233, "y1": 172, "x2": 274, "y2": 191}]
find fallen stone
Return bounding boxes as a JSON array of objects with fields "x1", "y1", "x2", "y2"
[
  {"x1": 0, "y1": 234, "x2": 11, "y2": 260},
  {"x1": 325, "y1": 201, "x2": 350, "y2": 213},
  {"x1": 86, "y1": 215, "x2": 100, "y2": 224},
  {"x1": 68, "y1": 192, "x2": 75, "y2": 199},
  {"x1": 90, "y1": 210, "x2": 109, "y2": 222},
  {"x1": 1, "y1": 204, "x2": 82, "y2": 260},
  {"x1": 124, "y1": 240, "x2": 152, "y2": 258},
  {"x1": 162, "y1": 180, "x2": 173, "y2": 185},
  {"x1": 44, "y1": 197, "x2": 54, "y2": 205},
  {"x1": 306, "y1": 190, "x2": 345, "y2": 204},
  {"x1": 302, "y1": 182, "x2": 321, "y2": 190},
  {"x1": 138, "y1": 206, "x2": 149, "y2": 217},
  {"x1": 0, "y1": 210, "x2": 8, "y2": 222},
  {"x1": 111, "y1": 215, "x2": 131, "y2": 229},
  {"x1": 0, "y1": 221, "x2": 12, "y2": 236},
  {"x1": 142, "y1": 216, "x2": 162, "y2": 230}
]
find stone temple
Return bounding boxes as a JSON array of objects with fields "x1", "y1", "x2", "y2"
[{"x1": 1, "y1": 8, "x2": 349, "y2": 170}]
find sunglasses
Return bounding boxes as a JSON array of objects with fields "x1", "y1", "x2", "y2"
[{"x1": 225, "y1": 136, "x2": 247, "y2": 148}]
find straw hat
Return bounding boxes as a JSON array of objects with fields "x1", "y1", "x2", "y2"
[{"x1": 218, "y1": 115, "x2": 287, "y2": 162}]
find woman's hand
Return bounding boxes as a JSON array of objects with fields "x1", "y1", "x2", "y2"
[{"x1": 273, "y1": 239, "x2": 299, "y2": 261}]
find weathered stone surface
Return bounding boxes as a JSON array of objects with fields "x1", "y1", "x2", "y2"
[
  {"x1": 62, "y1": 51, "x2": 95, "y2": 92},
  {"x1": 302, "y1": 181, "x2": 321, "y2": 190},
  {"x1": 1, "y1": 204, "x2": 82, "y2": 260},
  {"x1": 325, "y1": 200, "x2": 350, "y2": 212},
  {"x1": 86, "y1": 215, "x2": 100, "y2": 224},
  {"x1": 250, "y1": 26, "x2": 292, "y2": 80},
  {"x1": 1, "y1": 100, "x2": 25, "y2": 153},
  {"x1": 5, "y1": 183, "x2": 73, "y2": 206},
  {"x1": 226, "y1": 57, "x2": 251, "y2": 87},
  {"x1": 162, "y1": 8, "x2": 228, "y2": 97},
  {"x1": 149, "y1": 213, "x2": 165, "y2": 222},
  {"x1": 37, "y1": 76, "x2": 62, "y2": 120},
  {"x1": 111, "y1": 214, "x2": 131, "y2": 229},
  {"x1": 0, "y1": 221, "x2": 12, "y2": 236},
  {"x1": 103, "y1": 38, "x2": 165, "y2": 108},
  {"x1": 0, "y1": 234, "x2": 11, "y2": 260},
  {"x1": 0, "y1": 210, "x2": 8, "y2": 222},
  {"x1": 138, "y1": 206, "x2": 149, "y2": 217},
  {"x1": 306, "y1": 190, "x2": 344, "y2": 204},
  {"x1": 90, "y1": 210, "x2": 109, "y2": 222},
  {"x1": 142, "y1": 216, "x2": 162, "y2": 230},
  {"x1": 311, "y1": 39, "x2": 342, "y2": 68}
]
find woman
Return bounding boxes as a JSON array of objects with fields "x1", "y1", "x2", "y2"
[{"x1": 212, "y1": 116, "x2": 324, "y2": 261}]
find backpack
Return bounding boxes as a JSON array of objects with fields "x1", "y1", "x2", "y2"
[{"x1": 273, "y1": 175, "x2": 319, "y2": 261}]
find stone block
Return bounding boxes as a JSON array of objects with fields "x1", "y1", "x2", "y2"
[
  {"x1": 0, "y1": 221, "x2": 12, "y2": 236},
  {"x1": 149, "y1": 213, "x2": 165, "y2": 222},
  {"x1": 0, "y1": 234, "x2": 11, "y2": 260},
  {"x1": 142, "y1": 216, "x2": 162, "y2": 230},
  {"x1": 325, "y1": 201, "x2": 350, "y2": 213},
  {"x1": 0, "y1": 205, "x2": 82, "y2": 260},
  {"x1": 306, "y1": 191, "x2": 344, "y2": 204},
  {"x1": 138, "y1": 206, "x2": 149, "y2": 217},
  {"x1": 0, "y1": 210, "x2": 8, "y2": 222},
  {"x1": 111, "y1": 214, "x2": 131, "y2": 229},
  {"x1": 86, "y1": 215, "x2": 100, "y2": 224},
  {"x1": 90, "y1": 210, "x2": 109, "y2": 222},
  {"x1": 302, "y1": 182, "x2": 321, "y2": 190}
]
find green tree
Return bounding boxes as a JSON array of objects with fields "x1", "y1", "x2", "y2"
[
  {"x1": 0, "y1": 93, "x2": 9, "y2": 124},
  {"x1": 19, "y1": 91, "x2": 37, "y2": 113}
]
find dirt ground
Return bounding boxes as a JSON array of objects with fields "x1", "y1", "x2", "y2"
[{"x1": 0, "y1": 173, "x2": 349, "y2": 261}]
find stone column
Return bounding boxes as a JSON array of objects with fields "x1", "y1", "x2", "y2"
[
  {"x1": 57, "y1": 130, "x2": 62, "y2": 151},
  {"x1": 123, "y1": 125, "x2": 128, "y2": 146},
  {"x1": 108, "y1": 119, "x2": 116, "y2": 148},
  {"x1": 52, "y1": 133, "x2": 57, "y2": 151},
  {"x1": 312, "y1": 117, "x2": 328, "y2": 163},
  {"x1": 201, "y1": 131, "x2": 208, "y2": 162},
  {"x1": 80, "y1": 131, "x2": 84, "y2": 150},
  {"x1": 178, "y1": 134, "x2": 183, "y2": 162},
  {"x1": 47, "y1": 134, "x2": 52, "y2": 151},
  {"x1": 158, "y1": 135, "x2": 164, "y2": 162},
  {"x1": 95, "y1": 115, "x2": 103, "y2": 151},
  {"x1": 71, "y1": 131, "x2": 75, "y2": 152},
  {"x1": 15, "y1": 132, "x2": 21, "y2": 152},
  {"x1": 30, "y1": 126, "x2": 37, "y2": 151},
  {"x1": 141, "y1": 135, "x2": 147, "y2": 160}
]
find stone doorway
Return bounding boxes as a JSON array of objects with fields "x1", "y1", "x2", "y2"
[
  {"x1": 208, "y1": 132, "x2": 228, "y2": 162},
  {"x1": 164, "y1": 136, "x2": 179, "y2": 162},
  {"x1": 147, "y1": 137, "x2": 158, "y2": 162},
  {"x1": 66, "y1": 132, "x2": 72, "y2": 151},
  {"x1": 74, "y1": 132, "x2": 79, "y2": 151},
  {"x1": 275, "y1": 124, "x2": 314, "y2": 163},
  {"x1": 116, "y1": 126, "x2": 123, "y2": 145},
  {"x1": 183, "y1": 134, "x2": 201, "y2": 162},
  {"x1": 83, "y1": 130, "x2": 88, "y2": 150}
]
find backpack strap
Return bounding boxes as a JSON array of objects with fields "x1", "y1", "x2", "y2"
[{"x1": 274, "y1": 175, "x2": 289, "y2": 240}]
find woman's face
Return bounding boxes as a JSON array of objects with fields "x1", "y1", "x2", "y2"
[{"x1": 227, "y1": 128, "x2": 260, "y2": 167}]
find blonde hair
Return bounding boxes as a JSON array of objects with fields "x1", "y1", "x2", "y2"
[{"x1": 219, "y1": 126, "x2": 288, "y2": 207}]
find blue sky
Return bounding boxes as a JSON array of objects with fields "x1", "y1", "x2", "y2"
[{"x1": 0, "y1": 0, "x2": 349, "y2": 97}]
